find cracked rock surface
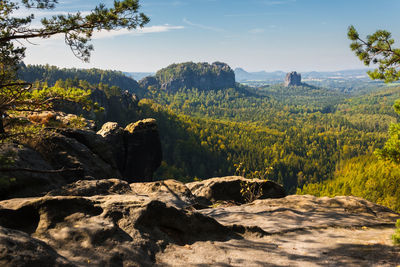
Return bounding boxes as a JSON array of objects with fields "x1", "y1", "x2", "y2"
[{"x1": 0, "y1": 178, "x2": 399, "y2": 266}]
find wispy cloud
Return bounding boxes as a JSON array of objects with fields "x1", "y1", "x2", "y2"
[
  {"x1": 143, "y1": 1, "x2": 186, "y2": 7},
  {"x1": 249, "y1": 28, "x2": 265, "y2": 34},
  {"x1": 93, "y1": 25, "x2": 185, "y2": 39},
  {"x1": 224, "y1": 11, "x2": 290, "y2": 17},
  {"x1": 24, "y1": 25, "x2": 184, "y2": 43},
  {"x1": 183, "y1": 18, "x2": 225, "y2": 32},
  {"x1": 261, "y1": 0, "x2": 296, "y2": 5}
]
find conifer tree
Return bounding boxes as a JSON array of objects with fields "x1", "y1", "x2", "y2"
[
  {"x1": 0, "y1": 0, "x2": 149, "y2": 135},
  {"x1": 348, "y1": 26, "x2": 400, "y2": 163}
]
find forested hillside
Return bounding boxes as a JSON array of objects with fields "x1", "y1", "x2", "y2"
[
  {"x1": 16, "y1": 63, "x2": 400, "y2": 197},
  {"x1": 18, "y1": 64, "x2": 145, "y2": 97},
  {"x1": 139, "y1": 82, "x2": 399, "y2": 193}
]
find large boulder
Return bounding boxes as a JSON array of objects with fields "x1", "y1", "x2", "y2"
[
  {"x1": 0, "y1": 143, "x2": 65, "y2": 199},
  {"x1": 0, "y1": 118, "x2": 162, "y2": 199},
  {"x1": 186, "y1": 176, "x2": 286, "y2": 204},
  {"x1": 130, "y1": 179, "x2": 200, "y2": 208},
  {"x1": 0, "y1": 191, "x2": 235, "y2": 266},
  {"x1": 284, "y1": 71, "x2": 302, "y2": 87},
  {"x1": 26, "y1": 129, "x2": 119, "y2": 182},
  {"x1": 97, "y1": 119, "x2": 162, "y2": 182}
]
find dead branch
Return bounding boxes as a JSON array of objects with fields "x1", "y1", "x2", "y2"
[{"x1": 0, "y1": 166, "x2": 84, "y2": 174}]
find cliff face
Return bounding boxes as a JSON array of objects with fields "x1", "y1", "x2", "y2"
[
  {"x1": 284, "y1": 71, "x2": 302, "y2": 86},
  {"x1": 155, "y1": 62, "x2": 236, "y2": 92},
  {"x1": 0, "y1": 119, "x2": 162, "y2": 199}
]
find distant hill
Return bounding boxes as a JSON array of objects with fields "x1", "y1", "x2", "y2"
[
  {"x1": 234, "y1": 68, "x2": 371, "y2": 82},
  {"x1": 154, "y1": 62, "x2": 236, "y2": 92},
  {"x1": 234, "y1": 68, "x2": 285, "y2": 82},
  {"x1": 18, "y1": 64, "x2": 146, "y2": 97}
]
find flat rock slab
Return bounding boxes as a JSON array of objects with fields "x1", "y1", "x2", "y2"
[
  {"x1": 158, "y1": 194, "x2": 400, "y2": 266},
  {"x1": 156, "y1": 227, "x2": 400, "y2": 266},
  {"x1": 198, "y1": 195, "x2": 399, "y2": 234},
  {"x1": 0, "y1": 184, "x2": 399, "y2": 266}
]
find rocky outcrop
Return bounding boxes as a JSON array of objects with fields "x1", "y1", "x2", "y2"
[
  {"x1": 26, "y1": 129, "x2": 119, "y2": 181},
  {"x1": 155, "y1": 62, "x2": 236, "y2": 92},
  {"x1": 284, "y1": 71, "x2": 302, "y2": 87},
  {"x1": 186, "y1": 176, "x2": 286, "y2": 204},
  {"x1": 0, "y1": 119, "x2": 162, "y2": 199},
  {"x1": 57, "y1": 88, "x2": 139, "y2": 126},
  {"x1": 46, "y1": 179, "x2": 132, "y2": 197},
  {"x1": 0, "y1": 182, "x2": 236, "y2": 266},
  {"x1": 26, "y1": 111, "x2": 96, "y2": 130},
  {"x1": 130, "y1": 179, "x2": 208, "y2": 209},
  {"x1": 0, "y1": 226, "x2": 73, "y2": 267},
  {"x1": 0, "y1": 143, "x2": 66, "y2": 199},
  {"x1": 158, "y1": 195, "x2": 400, "y2": 267},
  {"x1": 0, "y1": 179, "x2": 398, "y2": 266},
  {"x1": 139, "y1": 76, "x2": 159, "y2": 89},
  {"x1": 97, "y1": 119, "x2": 162, "y2": 182}
]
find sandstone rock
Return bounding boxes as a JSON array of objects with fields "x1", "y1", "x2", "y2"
[
  {"x1": 56, "y1": 128, "x2": 119, "y2": 171},
  {"x1": 186, "y1": 176, "x2": 286, "y2": 204},
  {"x1": 125, "y1": 118, "x2": 157, "y2": 133},
  {"x1": 0, "y1": 117, "x2": 162, "y2": 199},
  {"x1": 0, "y1": 143, "x2": 65, "y2": 199},
  {"x1": 130, "y1": 179, "x2": 199, "y2": 208},
  {"x1": 0, "y1": 193, "x2": 235, "y2": 266},
  {"x1": 97, "y1": 119, "x2": 162, "y2": 182},
  {"x1": 46, "y1": 179, "x2": 132, "y2": 197},
  {"x1": 26, "y1": 130, "x2": 119, "y2": 181},
  {"x1": 284, "y1": 71, "x2": 302, "y2": 87},
  {"x1": 26, "y1": 111, "x2": 95, "y2": 130},
  {"x1": 96, "y1": 121, "x2": 122, "y2": 137},
  {"x1": 199, "y1": 194, "x2": 399, "y2": 234},
  {"x1": 0, "y1": 180, "x2": 399, "y2": 266},
  {"x1": 158, "y1": 195, "x2": 400, "y2": 266},
  {"x1": 0, "y1": 226, "x2": 73, "y2": 267}
]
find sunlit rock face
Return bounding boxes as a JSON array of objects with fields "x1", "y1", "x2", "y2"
[{"x1": 284, "y1": 71, "x2": 302, "y2": 86}]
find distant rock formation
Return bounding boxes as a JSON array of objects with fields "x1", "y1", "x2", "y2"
[
  {"x1": 284, "y1": 71, "x2": 302, "y2": 87},
  {"x1": 154, "y1": 62, "x2": 236, "y2": 92}
]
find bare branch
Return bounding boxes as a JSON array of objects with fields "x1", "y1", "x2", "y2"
[{"x1": 0, "y1": 167, "x2": 84, "y2": 174}]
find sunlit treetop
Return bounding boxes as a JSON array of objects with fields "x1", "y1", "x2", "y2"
[{"x1": 348, "y1": 25, "x2": 400, "y2": 83}]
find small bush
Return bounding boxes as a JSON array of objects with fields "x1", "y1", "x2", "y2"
[{"x1": 393, "y1": 219, "x2": 400, "y2": 245}]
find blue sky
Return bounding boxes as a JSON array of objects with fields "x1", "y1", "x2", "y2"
[{"x1": 22, "y1": 0, "x2": 400, "y2": 72}]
